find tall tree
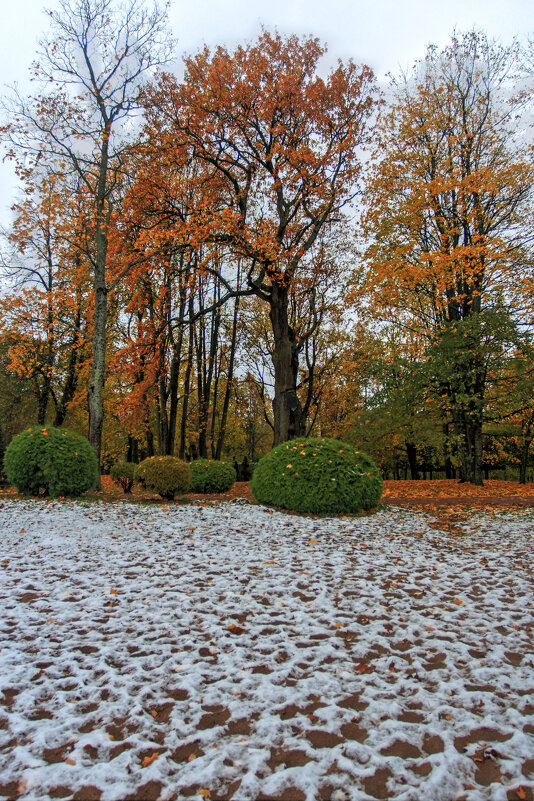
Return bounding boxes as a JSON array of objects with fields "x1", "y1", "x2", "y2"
[
  {"x1": 143, "y1": 31, "x2": 376, "y2": 445},
  {"x1": 360, "y1": 31, "x2": 533, "y2": 484},
  {"x1": 1, "y1": 0, "x2": 173, "y2": 483}
]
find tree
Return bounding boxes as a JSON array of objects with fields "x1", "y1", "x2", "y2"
[
  {"x1": 360, "y1": 31, "x2": 533, "y2": 484},
  {"x1": 1, "y1": 0, "x2": 173, "y2": 483},
  {"x1": 0, "y1": 170, "x2": 91, "y2": 427},
  {"x1": 143, "y1": 31, "x2": 376, "y2": 445}
]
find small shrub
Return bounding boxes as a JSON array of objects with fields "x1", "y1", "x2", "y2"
[
  {"x1": 3, "y1": 425, "x2": 98, "y2": 497},
  {"x1": 190, "y1": 459, "x2": 236, "y2": 493},
  {"x1": 135, "y1": 456, "x2": 191, "y2": 500},
  {"x1": 251, "y1": 437, "x2": 383, "y2": 515},
  {"x1": 110, "y1": 461, "x2": 136, "y2": 493}
]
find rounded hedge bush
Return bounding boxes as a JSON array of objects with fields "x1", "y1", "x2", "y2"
[
  {"x1": 110, "y1": 461, "x2": 136, "y2": 493},
  {"x1": 3, "y1": 425, "x2": 98, "y2": 497},
  {"x1": 189, "y1": 459, "x2": 236, "y2": 493},
  {"x1": 251, "y1": 437, "x2": 383, "y2": 514},
  {"x1": 135, "y1": 456, "x2": 191, "y2": 500}
]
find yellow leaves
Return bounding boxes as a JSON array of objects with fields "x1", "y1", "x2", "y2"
[
  {"x1": 141, "y1": 752, "x2": 159, "y2": 767},
  {"x1": 109, "y1": 588, "x2": 118, "y2": 595},
  {"x1": 198, "y1": 791, "x2": 211, "y2": 799},
  {"x1": 307, "y1": 538, "x2": 317, "y2": 544}
]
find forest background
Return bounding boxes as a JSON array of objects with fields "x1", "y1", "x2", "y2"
[{"x1": 0, "y1": 0, "x2": 533, "y2": 488}]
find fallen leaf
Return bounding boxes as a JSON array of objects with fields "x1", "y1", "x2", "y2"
[
  {"x1": 187, "y1": 753, "x2": 196, "y2": 762},
  {"x1": 308, "y1": 539, "x2": 317, "y2": 544},
  {"x1": 354, "y1": 662, "x2": 375, "y2": 674},
  {"x1": 65, "y1": 758, "x2": 75, "y2": 765},
  {"x1": 199, "y1": 791, "x2": 211, "y2": 799},
  {"x1": 142, "y1": 752, "x2": 159, "y2": 767},
  {"x1": 110, "y1": 588, "x2": 118, "y2": 595},
  {"x1": 517, "y1": 788, "x2": 527, "y2": 800},
  {"x1": 453, "y1": 598, "x2": 464, "y2": 605},
  {"x1": 227, "y1": 624, "x2": 246, "y2": 635}
]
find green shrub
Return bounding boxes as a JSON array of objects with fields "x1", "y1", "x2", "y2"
[
  {"x1": 3, "y1": 425, "x2": 98, "y2": 497},
  {"x1": 190, "y1": 459, "x2": 236, "y2": 493},
  {"x1": 135, "y1": 456, "x2": 191, "y2": 500},
  {"x1": 251, "y1": 437, "x2": 383, "y2": 514},
  {"x1": 110, "y1": 461, "x2": 136, "y2": 493}
]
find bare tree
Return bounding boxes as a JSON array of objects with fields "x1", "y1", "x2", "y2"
[{"x1": 1, "y1": 0, "x2": 173, "y2": 483}]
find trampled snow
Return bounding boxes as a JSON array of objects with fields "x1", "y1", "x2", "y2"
[{"x1": 0, "y1": 498, "x2": 533, "y2": 800}]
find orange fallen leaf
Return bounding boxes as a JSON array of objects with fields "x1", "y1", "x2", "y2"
[
  {"x1": 199, "y1": 791, "x2": 211, "y2": 799},
  {"x1": 227, "y1": 624, "x2": 246, "y2": 635},
  {"x1": 187, "y1": 753, "x2": 196, "y2": 762},
  {"x1": 517, "y1": 787, "x2": 527, "y2": 800},
  {"x1": 425, "y1": 626, "x2": 435, "y2": 631},
  {"x1": 151, "y1": 710, "x2": 157, "y2": 718},
  {"x1": 65, "y1": 757, "x2": 75, "y2": 765},
  {"x1": 17, "y1": 780, "x2": 29, "y2": 793},
  {"x1": 453, "y1": 598, "x2": 463, "y2": 605},
  {"x1": 142, "y1": 752, "x2": 159, "y2": 767},
  {"x1": 355, "y1": 662, "x2": 375, "y2": 674},
  {"x1": 110, "y1": 588, "x2": 118, "y2": 595},
  {"x1": 334, "y1": 623, "x2": 343, "y2": 628}
]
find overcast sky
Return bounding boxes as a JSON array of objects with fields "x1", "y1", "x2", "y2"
[{"x1": 0, "y1": 0, "x2": 533, "y2": 227}]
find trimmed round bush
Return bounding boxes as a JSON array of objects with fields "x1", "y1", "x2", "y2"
[
  {"x1": 135, "y1": 456, "x2": 191, "y2": 500},
  {"x1": 110, "y1": 461, "x2": 136, "y2": 493},
  {"x1": 251, "y1": 437, "x2": 383, "y2": 514},
  {"x1": 190, "y1": 459, "x2": 236, "y2": 493},
  {"x1": 3, "y1": 425, "x2": 98, "y2": 497}
]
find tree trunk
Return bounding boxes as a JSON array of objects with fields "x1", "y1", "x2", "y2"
[
  {"x1": 472, "y1": 419, "x2": 484, "y2": 486},
  {"x1": 179, "y1": 309, "x2": 194, "y2": 460},
  {"x1": 88, "y1": 278, "x2": 107, "y2": 486},
  {"x1": 269, "y1": 284, "x2": 303, "y2": 446},
  {"x1": 87, "y1": 137, "x2": 110, "y2": 489},
  {"x1": 519, "y1": 438, "x2": 532, "y2": 484},
  {"x1": 405, "y1": 441, "x2": 419, "y2": 480},
  {"x1": 215, "y1": 295, "x2": 240, "y2": 460}
]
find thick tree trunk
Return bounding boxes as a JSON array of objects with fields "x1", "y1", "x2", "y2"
[
  {"x1": 472, "y1": 419, "x2": 484, "y2": 486},
  {"x1": 87, "y1": 137, "x2": 110, "y2": 489},
  {"x1": 519, "y1": 438, "x2": 532, "y2": 484},
  {"x1": 269, "y1": 284, "x2": 303, "y2": 446},
  {"x1": 88, "y1": 279, "x2": 107, "y2": 487},
  {"x1": 405, "y1": 441, "x2": 419, "y2": 480}
]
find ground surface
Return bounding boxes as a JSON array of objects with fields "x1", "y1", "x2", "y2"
[{"x1": 0, "y1": 496, "x2": 533, "y2": 801}]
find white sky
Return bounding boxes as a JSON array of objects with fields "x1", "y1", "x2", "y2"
[{"x1": 0, "y1": 0, "x2": 533, "y2": 227}]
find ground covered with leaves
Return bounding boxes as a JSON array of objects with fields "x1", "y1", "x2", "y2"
[{"x1": 0, "y1": 498, "x2": 533, "y2": 801}]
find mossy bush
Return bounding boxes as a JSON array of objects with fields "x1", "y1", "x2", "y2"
[
  {"x1": 135, "y1": 456, "x2": 191, "y2": 500},
  {"x1": 110, "y1": 461, "x2": 136, "y2": 493},
  {"x1": 251, "y1": 437, "x2": 383, "y2": 514},
  {"x1": 190, "y1": 459, "x2": 236, "y2": 493},
  {"x1": 3, "y1": 425, "x2": 98, "y2": 497}
]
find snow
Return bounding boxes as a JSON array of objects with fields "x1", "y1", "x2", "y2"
[{"x1": 0, "y1": 498, "x2": 533, "y2": 800}]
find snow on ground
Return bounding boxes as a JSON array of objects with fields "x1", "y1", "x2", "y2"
[{"x1": 0, "y1": 498, "x2": 533, "y2": 801}]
